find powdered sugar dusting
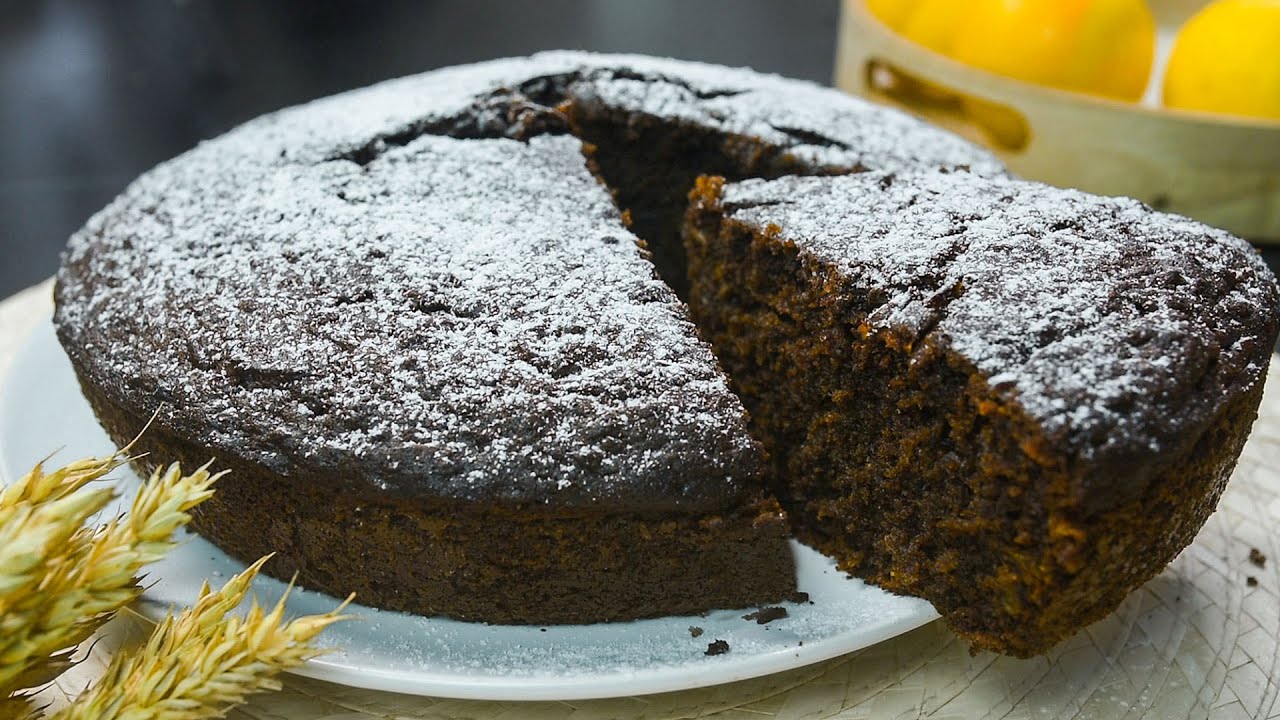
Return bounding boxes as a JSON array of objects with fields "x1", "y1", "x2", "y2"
[
  {"x1": 553, "y1": 51, "x2": 1004, "y2": 175},
  {"x1": 57, "y1": 133, "x2": 762, "y2": 509},
  {"x1": 212, "y1": 50, "x2": 1003, "y2": 176},
  {"x1": 720, "y1": 171, "x2": 1278, "y2": 472},
  {"x1": 55, "y1": 52, "x2": 1008, "y2": 509}
]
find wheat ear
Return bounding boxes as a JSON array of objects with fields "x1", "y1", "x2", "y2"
[
  {"x1": 0, "y1": 460, "x2": 221, "y2": 697},
  {"x1": 52, "y1": 556, "x2": 352, "y2": 720}
]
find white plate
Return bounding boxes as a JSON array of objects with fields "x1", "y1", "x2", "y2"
[{"x1": 0, "y1": 321, "x2": 938, "y2": 700}]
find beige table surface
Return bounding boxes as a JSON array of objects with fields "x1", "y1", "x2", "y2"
[{"x1": 3, "y1": 278, "x2": 1279, "y2": 720}]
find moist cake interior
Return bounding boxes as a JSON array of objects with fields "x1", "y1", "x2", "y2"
[
  {"x1": 680, "y1": 183, "x2": 1262, "y2": 656},
  {"x1": 569, "y1": 111, "x2": 772, "y2": 300},
  {"x1": 505, "y1": 89, "x2": 1257, "y2": 656}
]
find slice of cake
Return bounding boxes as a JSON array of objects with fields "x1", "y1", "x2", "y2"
[
  {"x1": 56, "y1": 132, "x2": 797, "y2": 624},
  {"x1": 685, "y1": 170, "x2": 1279, "y2": 656}
]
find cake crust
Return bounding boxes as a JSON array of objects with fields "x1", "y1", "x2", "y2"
[
  {"x1": 54, "y1": 52, "x2": 998, "y2": 510},
  {"x1": 55, "y1": 52, "x2": 998, "y2": 625},
  {"x1": 685, "y1": 171, "x2": 1278, "y2": 655},
  {"x1": 54, "y1": 52, "x2": 1277, "y2": 651}
]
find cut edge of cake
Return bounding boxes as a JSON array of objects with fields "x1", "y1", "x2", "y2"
[{"x1": 683, "y1": 170, "x2": 1277, "y2": 656}]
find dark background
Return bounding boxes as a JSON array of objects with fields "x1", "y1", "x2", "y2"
[{"x1": 2, "y1": 1, "x2": 1275, "y2": 300}]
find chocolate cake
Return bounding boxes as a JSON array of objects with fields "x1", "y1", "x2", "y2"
[
  {"x1": 55, "y1": 130, "x2": 800, "y2": 625},
  {"x1": 53, "y1": 52, "x2": 1277, "y2": 656},
  {"x1": 685, "y1": 171, "x2": 1279, "y2": 656}
]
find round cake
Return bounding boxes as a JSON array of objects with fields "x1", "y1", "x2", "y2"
[{"x1": 54, "y1": 51, "x2": 1278, "y2": 656}]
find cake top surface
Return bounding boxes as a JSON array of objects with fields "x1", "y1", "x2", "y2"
[
  {"x1": 58, "y1": 134, "x2": 764, "y2": 510},
  {"x1": 55, "y1": 52, "x2": 1004, "y2": 509},
  {"x1": 222, "y1": 51, "x2": 1004, "y2": 176},
  {"x1": 718, "y1": 170, "x2": 1279, "y2": 494}
]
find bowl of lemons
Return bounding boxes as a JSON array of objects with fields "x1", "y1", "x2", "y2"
[{"x1": 836, "y1": 0, "x2": 1280, "y2": 242}]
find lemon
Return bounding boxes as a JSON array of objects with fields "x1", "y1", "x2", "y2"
[
  {"x1": 1163, "y1": 0, "x2": 1280, "y2": 120},
  {"x1": 950, "y1": 0, "x2": 1156, "y2": 101},
  {"x1": 899, "y1": 0, "x2": 967, "y2": 55},
  {"x1": 867, "y1": 0, "x2": 969, "y2": 54}
]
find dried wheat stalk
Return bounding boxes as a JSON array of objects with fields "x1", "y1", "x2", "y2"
[
  {"x1": 0, "y1": 458, "x2": 221, "y2": 697},
  {"x1": 2, "y1": 453, "x2": 352, "y2": 719},
  {"x1": 51, "y1": 557, "x2": 352, "y2": 720}
]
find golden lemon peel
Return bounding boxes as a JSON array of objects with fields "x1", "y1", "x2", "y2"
[{"x1": 1164, "y1": 0, "x2": 1280, "y2": 121}]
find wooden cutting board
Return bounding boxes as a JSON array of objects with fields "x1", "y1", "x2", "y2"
[{"x1": 3, "y1": 279, "x2": 1277, "y2": 719}]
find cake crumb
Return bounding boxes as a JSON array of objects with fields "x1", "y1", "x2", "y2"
[
  {"x1": 689, "y1": 626, "x2": 704, "y2": 638},
  {"x1": 743, "y1": 606, "x2": 789, "y2": 624},
  {"x1": 787, "y1": 590, "x2": 811, "y2": 604},
  {"x1": 1247, "y1": 576, "x2": 1259, "y2": 587},
  {"x1": 705, "y1": 639, "x2": 730, "y2": 656},
  {"x1": 1249, "y1": 548, "x2": 1267, "y2": 567}
]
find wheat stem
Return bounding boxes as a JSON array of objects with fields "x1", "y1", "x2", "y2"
[
  {"x1": 52, "y1": 558, "x2": 351, "y2": 720},
  {"x1": 0, "y1": 460, "x2": 221, "y2": 697}
]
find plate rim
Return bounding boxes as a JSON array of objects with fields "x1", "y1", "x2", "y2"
[{"x1": 128, "y1": 553, "x2": 937, "y2": 700}]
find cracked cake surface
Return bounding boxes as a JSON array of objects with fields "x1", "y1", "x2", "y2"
[
  {"x1": 59, "y1": 133, "x2": 763, "y2": 509},
  {"x1": 685, "y1": 170, "x2": 1277, "y2": 655},
  {"x1": 714, "y1": 171, "x2": 1276, "y2": 506},
  {"x1": 54, "y1": 51, "x2": 1000, "y2": 509},
  {"x1": 52, "y1": 51, "x2": 1278, "y2": 649}
]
